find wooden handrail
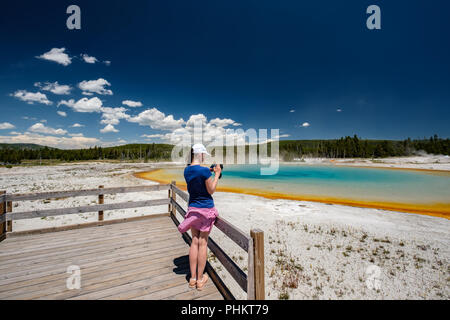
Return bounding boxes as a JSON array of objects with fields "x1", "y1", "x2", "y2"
[
  {"x1": 171, "y1": 184, "x2": 189, "y2": 202},
  {"x1": 5, "y1": 184, "x2": 170, "y2": 202},
  {"x1": 8, "y1": 198, "x2": 169, "y2": 220}
]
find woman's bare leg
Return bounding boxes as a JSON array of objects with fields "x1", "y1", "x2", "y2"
[
  {"x1": 197, "y1": 231, "x2": 209, "y2": 280},
  {"x1": 189, "y1": 228, "x2": 200, "y2": 280}
]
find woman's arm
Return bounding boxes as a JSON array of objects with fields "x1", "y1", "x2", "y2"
[{"x1": 205, "y1": 165, "x2": 222, "y2": 195}]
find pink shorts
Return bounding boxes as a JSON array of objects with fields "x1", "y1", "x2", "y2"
[{"x1": 177, "y1": 207, "x2": 219, "y2": 234}]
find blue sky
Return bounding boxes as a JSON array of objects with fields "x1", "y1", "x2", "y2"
[{"x1": 0, "y1": 0, "x2": 449, "y2": 149}]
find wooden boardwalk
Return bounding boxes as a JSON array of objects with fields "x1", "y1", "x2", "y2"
[{"x1": 0, "y1": 216, "x2": 223, "y2": 300}]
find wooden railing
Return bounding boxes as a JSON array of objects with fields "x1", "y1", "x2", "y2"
[
  {"x1": 169, "y1": 181, "x2": 265, "y2": 300},
  {"x1": 0, "y1": 182, "x2": 265, "y2": 300},
  {"x1": 0, "y1": 184, "x2": 171, "y2": 235}
]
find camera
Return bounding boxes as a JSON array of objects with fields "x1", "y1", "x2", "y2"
[{"x1": 210, "y1": 164, "x2": 223, "y2": 179}]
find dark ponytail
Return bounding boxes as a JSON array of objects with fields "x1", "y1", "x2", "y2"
[{"x1": 187, "y1": 147, "x2": 194, "y2": 166}]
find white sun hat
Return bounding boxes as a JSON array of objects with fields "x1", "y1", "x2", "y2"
[{"x1": 192, "y1": 143, "x2": 210, "y2": 156}]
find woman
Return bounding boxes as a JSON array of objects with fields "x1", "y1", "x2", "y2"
[{"x1": 177, "y1": 143, "x2": 221, "y2": 290}]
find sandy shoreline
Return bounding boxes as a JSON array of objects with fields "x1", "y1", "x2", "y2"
[{"x1": 0, "y1": 157, "x2": 449, "y2": 300}]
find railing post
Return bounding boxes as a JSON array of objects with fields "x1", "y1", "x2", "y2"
[
  {"x1": 98, "y1": 185, "x2": 104, "y2": 222},
  {"x1": 247, "y1": 237, "x2": 255, "y2": 300},
  {"x1": 7, "y1": 201, "x2": 12, "y2": 232},
  {"x1": 250, "y1": 228, "x2": 265, "y2": 300},
  {"x1": 0, "y1": 191, "x2": 6, "y2": 242},
  {"x1": 168, "y1": 183, "x2": 172, "y2": 214},
  {"x1": 170, "y1": 181, "x2": 176, "y2": 217}
]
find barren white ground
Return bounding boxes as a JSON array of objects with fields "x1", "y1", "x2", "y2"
[{"x1": 0, "y1": 157, "x2": 448, "y2": 300}]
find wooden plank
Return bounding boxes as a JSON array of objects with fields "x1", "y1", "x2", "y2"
[
  {"x1": 250, "y1": 229, "x2": 265, "y2": 300},
  {"x1": 161, "y1": 281, "x2": 218, "y2": 300},
  {"x1": 8, "y1": 198, "x2": 169, "y2": 220},
  {"x1": 195, "y1": 291, "x2": 224, "y2": 300},
  {"x1": 247, "y1": 237, "x2": 255, "y2": 300},
  {"x1": 129, "y1": 276, "x2": 194, "y2": 300},
  {"x1": 6, "y1": 184, "x2": 170, "y2": 202}
]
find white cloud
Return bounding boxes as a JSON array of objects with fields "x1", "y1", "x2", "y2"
[
  {"x1": 28, "y1": 123, "x2": 67, "y2": 135},
  {"x1": 209, "y1": 118, "x2": 239, "y2": 128},
  {"x1": 103, "y1": 60, "x2": 111, "y2": 66},
  {"x1": 301, "y1": 122, "x2": 310, "y2": 127},
  {"x1": 100, "y1": 107, "x2": 130, "y2": 126},
  {"x1": 185, "y1": 114, "x2": 207, "y2": 128},
  {"x1": 81, "y1": 54, "x2": 98, "y2": 64},
  {"x1": 57, "y1": 111, "x2": 67, "y2": 117},
  {"x1": 71, "y1": 123, "x2": 84, "y2": 128},
  {"x1": 290, "y1": 109, "x2": 295, "y2": 113},
  {"x1": 100, "y1": 124, "x2": 119, "y2": 133},
  {"x1": 36, "y1": 48, "x2": 71, "y2": 66},
  {"x1": 140, "y1": 113, "x2": 250, "y2": 146},
  {"x1": 34, "y1": 81, "x2": 72, "y2": 95},
  {"x1": 40, "y1": 119, "x2": 47, "y2": 123},
  {"x1": 128, "y1": 108, "x2": 185, "y2": 130},
  {"x1": 337, "y1": 108, "x2": 342, "y2": 112},
  {"x1": 141, "y1": 134, "x2": 165, "y2": 139},
  {"x1": 78, "y1": 78, "x2": 112, "y2": 95},
  {"x1": 69, "y1": 133, "x2": 84, "y2": 137},
  {"x1": 58, "y1": 97, "x2": 103, "y2": 113},
  {"x1": 122, "y1": 100, "x2": 143, "y2": 108},
  {"x1": 0, "y1": 132, "x2": 100, "y2": 149},
  {"x1": 11, "y1": 90, "x2": 52, "y2": 105},
  {"x1": 0, "y1": 122, "x2": 15, "y2": 130}
]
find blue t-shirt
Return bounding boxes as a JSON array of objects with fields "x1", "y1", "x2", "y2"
[{"x1": 184, "y1": 165, "x2": 214, "y2": 208}]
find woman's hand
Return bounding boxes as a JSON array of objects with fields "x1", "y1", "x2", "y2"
[
  {"x1": 213, "y1": 164, "x2": 222, "y2": 176},
  {"x1": 206, "y1": 165, "x2": 221, "y2": 195}
]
